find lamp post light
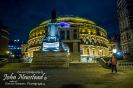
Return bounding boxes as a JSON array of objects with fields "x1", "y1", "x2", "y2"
[
  {"x1": 6, "y1": 51, "x2": 10, "y2": 54},
  {"x1": 112, "y1": 49, "x2": 123, "y2": 60},
  {"x1": 6, "y1": 51, "x2": 14, "y2": 62},
  {"x1": 112, "y1": 49, "x2": 117, "y2": 53}
]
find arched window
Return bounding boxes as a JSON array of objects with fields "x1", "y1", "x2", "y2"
[
  {"x1": 83, "y1": 38, "x2": 86, "y2": 44},
  {"x1": 85, "y1": 39, "x2": 89, "y2": 45},
  {"x1": 80, "y1": 39, "x2": 84, "y2": 44},
  {"x1": 91, "y1": 39, "x2": 95, "y2": 45}
]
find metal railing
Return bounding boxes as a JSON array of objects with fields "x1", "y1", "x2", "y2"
[
  {"x1": 96, "y1": 58, "x2": 107, "y2": 68},
  {"x1": 0, "y1": 59, "x2": 8, "y2": 67}
]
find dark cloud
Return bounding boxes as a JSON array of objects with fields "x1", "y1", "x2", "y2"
[{"x1": 0, "y1": 0, "x2": 119, "y2": 41}]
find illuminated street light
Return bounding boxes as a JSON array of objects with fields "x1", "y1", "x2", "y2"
[
  {"x1": 116, "y1": 51, "x2": 123, "y2": 59},
  {"x1": 6, "y1": 51, "x2": 10, "y2": 54},
  {"x1": 17, "y1": 39, "x2": 20, "y2": 42},
  {"x1": 11, "y1": 54, "x2": 15, "y2": 58},
  {"x1": 112, "y1": 49, "x2": 117, "y2": 53}
]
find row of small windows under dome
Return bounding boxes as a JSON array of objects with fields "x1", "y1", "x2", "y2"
[
  {"x1": 29, "y1": 27, "x2": 107, "y2": 39},
  {"x1": 80, "y1": 38, "x2": 108, "y2": 47}
]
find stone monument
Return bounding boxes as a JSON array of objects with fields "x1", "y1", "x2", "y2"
[{"x1": 31, "y1": 10, "x2": 69, "y2": 68}]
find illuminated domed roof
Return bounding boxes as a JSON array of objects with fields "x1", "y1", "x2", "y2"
[
  {"x1": 29, "y1": 16, "x2": 107, "y2": 38},
  {"x1": 40, "y1": 16, "x2": 96, "y2": 25},
  {"x1": 30, "y1": 16, "x2": 95, "y2": 34}
]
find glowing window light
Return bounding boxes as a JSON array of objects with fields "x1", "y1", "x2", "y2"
[
  {"x1": 43, "y1": 42, "x2": 59, "y2": 48},
  {"x1": 58, "y1": 22, "x2": 70, "y2": 28}
]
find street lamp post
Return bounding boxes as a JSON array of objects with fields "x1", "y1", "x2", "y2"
[
  {"x1": 113, "y1": 49, "x2": 117, "y2": 53},
  {"x1": 113, "y1": 49, "x2": 117, "y2": 54}
]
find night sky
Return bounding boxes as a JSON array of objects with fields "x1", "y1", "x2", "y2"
[{"x1": 0, "y1": 0, "x2": 119, "y2": 41}]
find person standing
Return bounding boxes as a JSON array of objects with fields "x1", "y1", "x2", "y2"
[{"x1": 111, "y1": 54, "x2": 117, "y2": 73}]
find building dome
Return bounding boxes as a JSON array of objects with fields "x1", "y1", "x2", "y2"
[
  {"x1": 26, "y1": 16, "x2": 110, "y2": 63},
  {"x1": 29, "y1": 16, "x2": 107, "y2": 39}
]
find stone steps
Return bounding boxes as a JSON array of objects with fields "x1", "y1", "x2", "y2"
[
  {"x1": 70, "y1": 63, "x2": 101, "y2": 68},
  {"x1": 1, "y1": 63, "x2": 30, "y2": 68}
]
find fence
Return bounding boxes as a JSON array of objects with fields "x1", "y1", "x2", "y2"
[{"x1": 117, "y1": 61, "x2": 133, "y2": 70}]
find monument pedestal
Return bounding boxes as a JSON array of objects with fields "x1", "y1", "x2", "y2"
[{"x1": 31, "y1": 51, "x2": 69, "y2": 68}]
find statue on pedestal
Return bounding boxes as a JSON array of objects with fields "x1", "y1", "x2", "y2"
[
  {"x1": 31, "y1": 10, "x2": 69, "y2": 68},
  {"x1": 42, "y1": 10, "x2": 69, "y2": 52}
]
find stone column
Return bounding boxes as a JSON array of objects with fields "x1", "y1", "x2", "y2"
[
  {"x1": 73, "y1": 43, "x2": 78, "y2": 53},
  {"x1": 65, "y1": 30, "x2": 67, "y2": 40}
]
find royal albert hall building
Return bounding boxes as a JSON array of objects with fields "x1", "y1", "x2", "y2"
[{"x1": 22, "y1": 16, "x2": 114, "y2": 63}]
